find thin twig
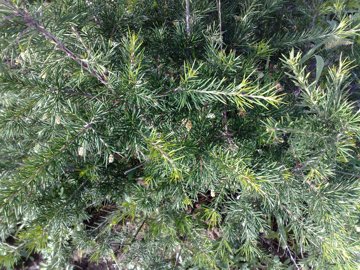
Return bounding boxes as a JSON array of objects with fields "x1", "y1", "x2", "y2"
[
  {"x1": 131, "y1": 218, "x2": 147, "y2": 244},
  {"x1": 124, "y1": 163, "x2": 145, "y2": 175},
  {"x1": 185, "y1": 0, "x2": 191, "y2": 36},
  {"x1": 286, "y1": 246, "x2": 300, "y2": 270},
  {"x1": 3, "y1": 0, "x2": 110, "y2": 86},
  {"x1": 216, "y1": 0, "x2": 223, "y2": 48}
]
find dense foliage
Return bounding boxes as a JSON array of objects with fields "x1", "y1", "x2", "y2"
[{"x1": 0, "y1": 0, "x2": 360, "y2": 269}]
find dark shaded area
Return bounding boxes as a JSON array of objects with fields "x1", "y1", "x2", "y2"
[
  {"x1": 72, "y1": 258, "x2": 118, "y2": 270},
  {"x1": 13, "y1": 253, "x2": 42, "y2": 270}
]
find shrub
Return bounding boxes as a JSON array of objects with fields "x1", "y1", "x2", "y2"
[{"x1": 0, "y1": 0, "x2": 359, "y2": 269}]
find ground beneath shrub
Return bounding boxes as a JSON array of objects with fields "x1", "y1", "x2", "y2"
[{"x1": 13, "y1": 254, "x2": 118, "y2": 270}]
